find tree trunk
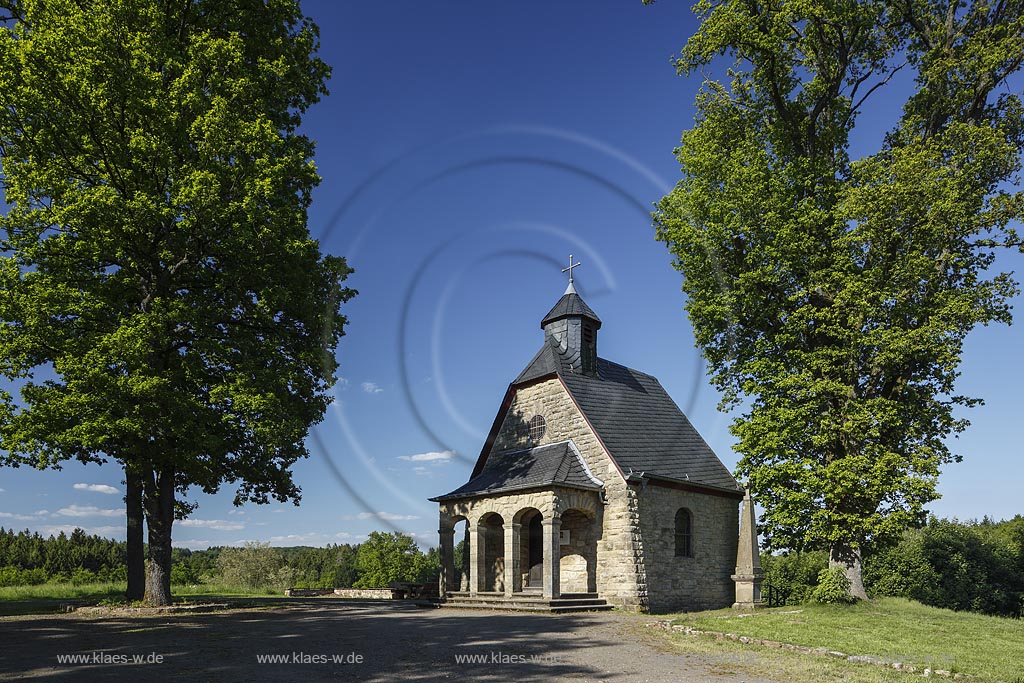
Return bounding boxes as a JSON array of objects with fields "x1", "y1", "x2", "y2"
[
  {"x1": 125, "y1": 466, "x2": 145, "y2": 602},
  {"x1": 142, "y1": 466, "x2": 175, "y2": 606},
  {"x1": 829, "y1": 542, "x2": 869, "y2": 601}
]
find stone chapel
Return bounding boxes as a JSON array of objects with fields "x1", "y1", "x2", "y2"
[{"x1": 431, "y1": 264, "x2": 759, "y2": 613}]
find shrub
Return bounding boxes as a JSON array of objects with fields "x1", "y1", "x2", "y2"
[
  {"x1": 69, "y1": 567, "x2": 96, "y2": 585},
  {"x1": 762, "y1": 551, "x2": 828, "y2": 605},
  {"x1": 21, "y1": 567, "x2": 47, "y2": 585},
  {"x1": 811, "y1": 566, "x2": 859, "y2": 604},
  {"x1": 0, "y1": 565, "x2": 24, "y2": 587},
  {"x1": 171, "y1": 561, "x2": 199, "y2": 586},
  {"x1": 865, "y1": 518, "x2": 1024, "y2": 617}
]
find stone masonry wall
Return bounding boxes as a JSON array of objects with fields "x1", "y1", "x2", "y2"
[
  {"x1": 490, "y1": 378, "x2": 643, "y2": 609},
  {"x1": 637, "y1": 483, "x2": 739, "y2": 613}
]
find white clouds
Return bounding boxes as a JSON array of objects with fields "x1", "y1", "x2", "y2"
[
  {"x1": 263, "y1": 533, "x2": 330, "y2": 545},
  {"x1": 178, "y1": 519, "x2": 245, "y2": 531},
  {"x1": 227, "y1": 508, "x2": 246, "y2": 516},
  {"x1": 0, "y1": 511, "x2": 45, "y2": 521},
  {"x1": 73, "y1": 483, "x2": 120, "y2": 495},
  {"x1": 398, "y1": 450, "x2": 454, "y2": 463},
  {"x1": 357, "y1": 511, "x2": 420, "y2": 521},
  {"x1": 0, "y1": 488, "x2": 6, "y2": 492},
  {"x1": 361, "y1": 381, "x2": 383, "y2": 394},
  {"x1": 173, "y1": 538, "x2": 212, "y2": 550},
  {"x1": 55, "y1": 505, "x2": 122, "y2": 518}
]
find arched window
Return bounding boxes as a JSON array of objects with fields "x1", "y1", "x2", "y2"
[
  {"x1": 674, "y1": 508, "x2": 692, "y2": 557},
  {"x1": 528, "y1": 415, "x2": 546, "y2": 442}
]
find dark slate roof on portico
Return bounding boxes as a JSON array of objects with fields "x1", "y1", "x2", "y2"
[
  {"x1": 431, "y1": 440, "x2": 603, "y2": 502},
  {"x1": 511, "y1": 342, "x2": 740, "y2": 494}
]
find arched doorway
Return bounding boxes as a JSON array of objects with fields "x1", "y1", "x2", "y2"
[
  {"x1": 514, "y1": 508, "x2": 544, "y2": 591},
  {"x1": 558, "y1": 508, "x2": 597, "y2": 594},
  {"x1": 452, "y1": 518, "x2": 469, "y2": 591},
  {"x1": 478, "y1": 512, "x2": 505, "y2": 592}
]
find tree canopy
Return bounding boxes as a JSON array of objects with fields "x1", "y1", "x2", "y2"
[
  {"x1": 0, "y1": 0, "x2": 354, "y2": 604},
  {"x1": 652, "y1": 0, "x2": 1024, "y2": 597},
  {"x1": 354, "y1": 531, "x2": 439, "y2": 589}
]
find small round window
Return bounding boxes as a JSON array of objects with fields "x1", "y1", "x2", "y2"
[{"x1": 528, "y1": 415, "x2": 546, "y2": 442}]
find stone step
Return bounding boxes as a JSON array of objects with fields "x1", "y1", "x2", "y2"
[
  {"x1": 442, "y1": 592, "x2": 613, "y2": 613},
  {"x1": 447, "y1": 592, "x2": 600, "y2": 601}
]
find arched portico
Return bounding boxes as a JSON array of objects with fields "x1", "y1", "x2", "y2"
[{"x1": 436, "y1": 487, "x2": 601, "y2": 602}]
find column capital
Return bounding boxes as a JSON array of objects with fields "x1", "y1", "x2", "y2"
[
  {"x1": 438, "y1": 528, "x2": 456, "y2": 536},
  {"x1": 541, "y1": 515, "x2": 561, "y2": 527}
]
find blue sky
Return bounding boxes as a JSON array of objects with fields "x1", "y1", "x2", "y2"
[{"x1": 2, "y1": 1, "x2": 1022, "y2": 550}]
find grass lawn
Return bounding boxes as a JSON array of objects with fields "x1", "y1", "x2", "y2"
[
  {"x1": 667, "y1": 597, "x2": 1023, "y2": 683},
  {"x1": 0, "y1": 582, "x2": 282, "y2": 616}
]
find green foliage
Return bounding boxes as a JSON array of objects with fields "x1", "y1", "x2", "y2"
[
  {"x1": 0, "y1": 526, "x2": 125, "y2": 581},
  {"x1": 0, "y1": 565, "x2": 46, "y2": 587},
  {"x1": 0, "y1": 527, "x2": 433, "y2": 591},
  {"x1": 453, "y1": 539, "x2": 468, "y2": 575},
  {"x1": 170, "y1": 561, "x2": 198, "y2": 586},
  {"x1": 652, "y1": 0, "x2": 1024, "y2": 583},
  {"x1": 811, "y1": 566, "x2": 859, "y2": 604},
  {"x1": 864, "y1": 516, "x2": 1024, "y2": 617},
  {"x1": 284, "y1": 543, "x2": 359, "y2": 589},
  {"x1": 762, "y1": 551, "x2": 828, "y2": 605},
  {"x1": 354, "y1": 532, "x2": 435, "y2": 588},
  {"x1": 0, "y1": 0, "x2": 354, "y2": 603},
  {"x1": 216, "y1": 542, "x2": 293, "y2": 592}
]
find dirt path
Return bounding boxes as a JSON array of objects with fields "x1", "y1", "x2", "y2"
[{"x1": 0, "y1": 601, "x2": 780, "y2": 682}]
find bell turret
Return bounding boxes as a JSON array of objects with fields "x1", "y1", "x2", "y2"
[{"x1": 540, "y1": 256, "x2": 601, "y2": 375}]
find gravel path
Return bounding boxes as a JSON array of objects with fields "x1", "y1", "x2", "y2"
[{"x1": 0, "y1": 601, "x2": 781, "y2": 682}]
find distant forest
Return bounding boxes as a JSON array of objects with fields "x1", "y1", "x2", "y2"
[{"x1": 0, "y1": 527, "x2": 436, "y2": 590}]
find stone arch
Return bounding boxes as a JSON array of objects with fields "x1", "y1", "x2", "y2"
[
  {"x1": 438, "y1": 510, "x2": 470, "y2": 594},
  {"x1": 512, "y1": 506, "x2": 546, "y2": 591},
  {"x1": 451, "y1": 516, "x2": 469, "y2": 591},
  {"x1": 477, "y1": 511, "x2": 505, "y2": 592},
  {"x1": 559, "y1": 507, "x2": 598, "y2": 594},
  {"x1": 553, "y1": 490, "x2": 600, "y2": 518}
]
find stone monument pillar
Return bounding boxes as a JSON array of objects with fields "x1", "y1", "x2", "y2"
[{"x1": 731, "y1": 488, "x2": 765, "y2": 609}]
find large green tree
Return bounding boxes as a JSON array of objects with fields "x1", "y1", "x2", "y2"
[
  {"x1": 652, "y1": 0, "x2": 1023, "y2": 598},
  {"x1": 354, "y1": 532, "x2": 436, "y2": 588},
  {"x1": 0, "y1": 0, "x2": 354, "y2": 605}
]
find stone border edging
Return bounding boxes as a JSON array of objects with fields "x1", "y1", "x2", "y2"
[
  {"x1": 645, "y1": 620, "x2": 967, "y2": 680},
  {"x1": 73, "y1": 603, "x2": 232, "y2": 615}
]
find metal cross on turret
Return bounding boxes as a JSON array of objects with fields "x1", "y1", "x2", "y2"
[{"x1": 562, "y1": 254, "x2": 581, "y2": 284}]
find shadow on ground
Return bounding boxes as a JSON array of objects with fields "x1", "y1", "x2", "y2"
[{"x1": 0, "y1": 601, "x2": 626, "y2": 682}]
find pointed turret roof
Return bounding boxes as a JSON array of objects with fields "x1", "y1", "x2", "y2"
[{"x1": 540, "y1": 282, "x2": 602, "y2": 329}]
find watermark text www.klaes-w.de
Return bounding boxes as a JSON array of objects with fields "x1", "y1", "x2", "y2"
[
  {"x1": 255, "y1": 651, "x2": 364, "y2": 665},
  {"x1": 56, "y1": 652, "x2": 164, "y2": 665},
  {"x1": 454, "y1": 651, "x2": 564, "y2": 665}
]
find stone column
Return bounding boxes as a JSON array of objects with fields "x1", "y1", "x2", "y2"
[
  {"x1": 504, "y1": 522, "x2": 521, "y2": 597},
  {"x1": 438, "y1": 527, "x2": 455, "y2": 594},
  {"x1": 542, "y1": 516, "x2": 561, "y2": 600},
  {"x1": 732, "y1": 488, "x2": 765, "y2": 609},
  {"x1": 469, "y1": 521, "x2": 485, "y2": 595}
]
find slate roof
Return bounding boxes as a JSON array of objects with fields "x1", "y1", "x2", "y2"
[
  {"x1": 540, "y1": 291, "x2": 602, "y2": 328},
  {"x1": 511, "y1": 342, "x2": 740, "y2": 494},
  {"x1": 432, "y1": 440, "x2": 603, "y2": 501}
]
